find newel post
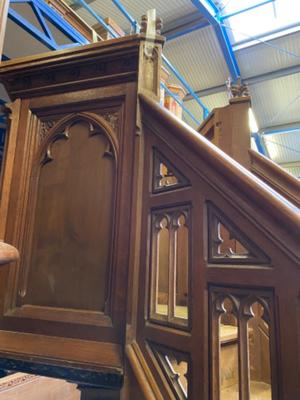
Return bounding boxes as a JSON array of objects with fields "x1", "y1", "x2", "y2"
[{"x1": 198, "y1": 80, "x2": 252, "y2": 169}]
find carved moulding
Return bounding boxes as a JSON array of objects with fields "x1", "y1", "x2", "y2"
[
  {"x1": 3, "y1": 49, "x2": 139, "y2": 100},
  {"x1": 0, "y1": 373, "x2": 38, "y2": 392}
]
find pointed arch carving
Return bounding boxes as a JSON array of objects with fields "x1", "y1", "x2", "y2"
[
  {"x1": 18, "y1": 112, "x2": 118, "y2": 313},
  {"x1": 37, "y1": 112, "x2": 119, "y2": 167}
]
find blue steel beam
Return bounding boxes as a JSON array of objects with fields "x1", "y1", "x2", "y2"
[
  {"x1": 31, "y1": 2, "x2": 56, "y2": 43},
  {"x1": 111, "y1": 0, "x2": 139, "y2": 33},
  {"x1": 9, "y1": 0, "x2": 88, "y2": 47},
  {"x1": 252, "y1": 132, "x2": 269, "y2": 156},
  {"x1": 262, "y1": 127, "x2": 300, "y2": 135},
  {"x1": 190, "y1": 0, "x2": 240, "y2": 81},
  {"x1": 73, "y1": 0, "x2": 119, "y2": 38},
  {"x1": 162, "y1": 54, "x2": 209, "y2": 118},
  {"x1": 8, "y1": 7, "x2": 58, "y2": 50},
  {"x1": 79, "y1": 0, "x2": 209, "y2": 119},
  {"x1": 26, "y1": 0, "x2": 88, "y2": 44},
  {"x1": 166, "y1": 20, "x2": 209, "y2": 41},
  {"x1": 32, "y1": 0, "x2": 89, "y2": 44}
]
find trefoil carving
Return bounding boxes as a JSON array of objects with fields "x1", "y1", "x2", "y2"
[
  {"x1": 153, "y1": 149, "x2": 190, "y2": 193},
  {"x1": 207, "y1": 203, "x2": 270, "y2": 265},
  {"x1": 150, "y1": 343, "x2": 189, "y2": 400}
]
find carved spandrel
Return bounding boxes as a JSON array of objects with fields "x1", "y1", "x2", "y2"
[
  {"x1": 99, "y1": 111, "x2": 119, "y2": 132},
  {"x1": 40, "y1": 120, "x2": 56, "y2": 142},
  {"x1": 151, "y1": 343, "x2": 189, "y2": 400},
  {"x1": 153, "y1": 149, "x2": 190, "y2": 192},
  {"x1": 207, "y1": 203, "x2": 270, "y2": 265}
]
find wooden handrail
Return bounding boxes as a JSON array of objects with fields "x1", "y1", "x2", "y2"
[
  {"x1": 0, "y1": 241, "x2": 19, "y2": 265},
  {"x1": 139, "y1": 93, "x2": 300, "y2": 239},
  {"x1": 138, "y1": 92, "x2": 300, "y2": 399},
  {"x1": 197, "y1": 98, "x2": 299, "y2": 209},
  {"x1": 126, "y1": 342, "x2": 162, "y2": 400},
  {"x1": 249, "y1": 148, "x2": 300, "y2": 208}
]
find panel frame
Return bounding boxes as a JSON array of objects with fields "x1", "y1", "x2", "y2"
[{"x1": 0, "y1": 83, "x2": 137, "y2": 353}]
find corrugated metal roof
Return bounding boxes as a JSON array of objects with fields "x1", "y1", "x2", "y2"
[
  {"x1": 65, "y1": 0, "x2": 132, "y2": 32},
  {"x1": 2, "y1": 0, "x2": 300, "y2": 172},
  {"x1": 263, "y1": 131, "x2": 300, "y2": 164},
  {"x1": 66, "y1": 0, "x2": 195, "y2": 33},
  {"x1": 164, "y1": 26, "x2": 230, "y2": 90},
  {"x1": 236, "y1": 30, "x2": 300, "y2": 79},
  {"x1": 250, "y1": 72, "x2": 300, "y2": 129}
]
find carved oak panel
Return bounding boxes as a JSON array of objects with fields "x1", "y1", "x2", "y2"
[{"x1": 18, "y1": 117, "x2": 117, "y2": 312}]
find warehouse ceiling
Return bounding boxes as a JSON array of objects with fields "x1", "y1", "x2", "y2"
[{"x1": 1, "y1": 0, "x2": 300, "y2": 177}]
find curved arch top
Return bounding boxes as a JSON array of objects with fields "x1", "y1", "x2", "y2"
[{"x1": 37, "y1": 112, "x2": 119, "y2": 167}]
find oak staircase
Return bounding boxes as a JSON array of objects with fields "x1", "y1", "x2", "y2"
[{"x1": 0, "y1": 27, "x2": 299, "y2": 400}]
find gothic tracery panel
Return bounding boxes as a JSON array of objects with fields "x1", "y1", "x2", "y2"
[
  {"x1": 19, "y1": 117, "x2": 117, "y2": 312},
  {"x1": 150, "y1": 206, "x2": 190, "y2": 327},
  {"x1": 210, "y1": 287, "x2": 277, "y2": 400}
]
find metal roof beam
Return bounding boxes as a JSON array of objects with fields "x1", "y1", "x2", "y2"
[
  {"x1": 252, "y1": 132, "x2": 269, "y2": 156},
  {"x1": 8, "y1": 0, "x2": 89, "y2": 51},
  {"x1": 190, "y1": 0, "x2": 240, "y2": 81},
  {"x1": 163, "y1": 13, "x2": 209, "y2": 41},
  {"x1": 8, "y1": 6, "x2": 58, "y2": 50},
  {"x1": 73, "y1": 0, "x2": 119, "y2": 38}
]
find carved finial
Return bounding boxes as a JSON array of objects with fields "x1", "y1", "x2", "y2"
[
  {"x1": 140, "y1": 14, "x2": 148, "y2": 34},
  {"x1": 140, "y1": 13, "x2": 163, "y2": 35},
  {"x1": 226, "y1": 77, "x2": 250, "y2": 99},
  {"x1": 156, "y1": 17, "x2": 163, "y2": 34}
]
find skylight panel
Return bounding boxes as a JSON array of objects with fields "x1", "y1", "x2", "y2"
[{"x1": 221, "y1": 0, "x2": 300, "y2": 43}]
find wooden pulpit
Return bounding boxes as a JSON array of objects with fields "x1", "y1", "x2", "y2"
[{"x1": 0, "y1": 34, "x2": 163, "y2": 388}]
